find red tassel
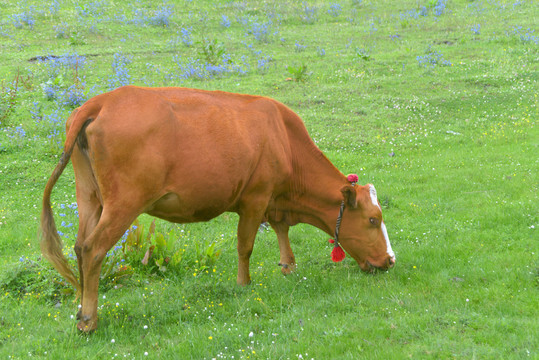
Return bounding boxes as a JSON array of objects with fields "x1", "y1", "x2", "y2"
[
  {"x1": 328, "y1": 238, "x2": 335, "y2": 244},
  {"x1": 347, "y1": 174, "x2": 359, "y2": 184},
  {"x1": 331, "y1": 244, "x2": 346, "y2": 262}
]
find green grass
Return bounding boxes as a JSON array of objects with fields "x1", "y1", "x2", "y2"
[{"x1": 1, "y1": 0, "x2": 538, "y2": 358}]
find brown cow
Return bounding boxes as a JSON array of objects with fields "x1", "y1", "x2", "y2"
[{"x1": 41, "y1": 86, "x2": 395, "y2": 332}]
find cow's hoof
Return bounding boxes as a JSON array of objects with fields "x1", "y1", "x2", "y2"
[
  {"x1": 237, "y1": 278, "x2": 251, "y2": 286},
  {"x1": 77, "y1": 317, "x2": 97, "y2": 333},
  {"x1": 279, "y1": 262, "x2": 296, "y2": 275}
]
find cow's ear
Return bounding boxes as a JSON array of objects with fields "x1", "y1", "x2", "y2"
[{"x1": 340, "y1": 185, "x2": 358, "y2": 209}]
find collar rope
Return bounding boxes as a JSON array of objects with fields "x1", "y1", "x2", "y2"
[
  {"x1": 328, "y1": 174, "x2": 358, "y2": 262},
  {"x1": 334, "y1": 200, "x2": 345, "y2": 242},
  {"x1": 328, "y1": 200, "x2": 346, "y2": 262}
]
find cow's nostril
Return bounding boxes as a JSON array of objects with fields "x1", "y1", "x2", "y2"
[{"x1": 388, "y1": 256, "x2": 396, "y2": 267}]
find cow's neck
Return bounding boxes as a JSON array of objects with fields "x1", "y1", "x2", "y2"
[{"x1": 276, "y1": 145, "x2": 347, "y2": 236}]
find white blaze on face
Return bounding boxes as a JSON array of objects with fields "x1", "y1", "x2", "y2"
[
  {"x1": 381, "y1": 222, "x2": 395, "y2": 259},
  {"x1": 369, "y1": 184, "x2": 380, "y2": 209},
  {"x1": 369, "y1": 184, "x2": 395, "y2": 259}
]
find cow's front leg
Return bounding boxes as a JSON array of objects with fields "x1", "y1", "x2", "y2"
[{"x1": 269, "y1": 221, "x2": 296, "y2": 275}]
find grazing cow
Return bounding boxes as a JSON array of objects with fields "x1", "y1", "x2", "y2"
[{"x1": 41, "y1": 86, "x2": 395, "y2": 332}]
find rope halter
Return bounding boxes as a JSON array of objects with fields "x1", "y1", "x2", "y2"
[{"x1": 328, "y1": 174, "x2": 358, "y2": 262}]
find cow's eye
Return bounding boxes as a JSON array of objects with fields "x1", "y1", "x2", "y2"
[{"x1": 369, "y1": 217, "x2": 379, "y2": 226}]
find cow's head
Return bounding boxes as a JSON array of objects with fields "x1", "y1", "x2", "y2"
[{"x1": 338, "y1": 183, "x2": 396, "y2": 272}]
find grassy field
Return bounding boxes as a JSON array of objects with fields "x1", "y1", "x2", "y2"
[{"x1": 1, "y1": 0, "x2": 537, "y2": 358}]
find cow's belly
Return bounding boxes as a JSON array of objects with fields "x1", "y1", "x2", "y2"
[{"x1": 145, "y1": 192, "x2": 229, "y2": 223}]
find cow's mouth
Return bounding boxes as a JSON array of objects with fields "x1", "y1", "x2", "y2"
[{"x1": 361, "y1": 256, "x2": 395, "y2": 273}]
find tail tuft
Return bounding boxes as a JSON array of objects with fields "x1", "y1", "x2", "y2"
[{"x1": 40, "y1": 157, "x2": 81, "y2": 295}]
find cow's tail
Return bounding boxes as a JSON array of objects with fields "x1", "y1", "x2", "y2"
[{"x1": 40, "y1": 99, "x2": 102, "y2": 296}]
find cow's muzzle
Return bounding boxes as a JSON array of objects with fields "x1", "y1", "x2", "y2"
[{"x1": 364, "y1": 255, "x2": 395, "y2": 272}]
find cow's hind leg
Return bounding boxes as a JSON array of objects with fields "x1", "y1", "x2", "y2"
[
  {"x1": 269, "y1": 221, "x2": 296, "y2": 275},
  {"x1": 74, "y1": 195, "x2": 102, "y2": 321},
  {"x1": 76, "y1": 206, "x2": 138, "y2": 332},
  {"x1": 236, "y1": 197, "x2": 271, "y2": 286},
  {"x1": 72, "y1": 146, "x2": 102, "y2": 320}
]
